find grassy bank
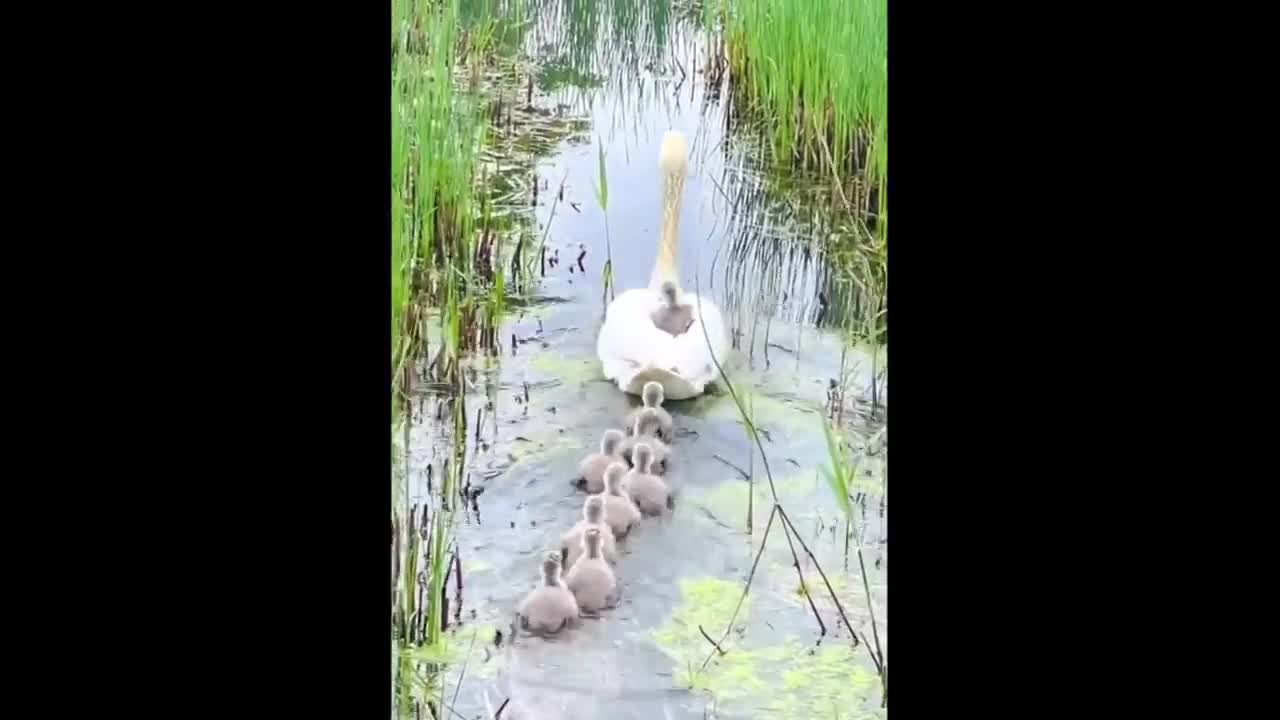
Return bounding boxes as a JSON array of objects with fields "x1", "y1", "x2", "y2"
[
  {"x1": 391, "y1": 2, "x2": 556, "y2": 715},
  {"x1": 391, "y1": 2, "x2": 487, "y2": 713},
  {"x1": 392, "y1": 0, "x2": 484, "y2": 399},
  {"x1": 724, "y1": 0, "x2": 886, "y2": 231}
]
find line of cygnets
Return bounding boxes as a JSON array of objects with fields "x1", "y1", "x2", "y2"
[{"x1": 515, "y1": 381, "x2": 677, "y2": 635}]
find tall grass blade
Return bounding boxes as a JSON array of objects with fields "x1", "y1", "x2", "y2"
[
  {"x1": 595, "y1": 138, "x2": 609, "y2": 211},
  {"x1": 819, "y1": 417, "x2": 852, "y2": 520}
]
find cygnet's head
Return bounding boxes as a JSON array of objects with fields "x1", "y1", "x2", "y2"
[
  {"x1": 660, "y1": 280, "x2": 679, "y2": 306},
  {"x1": 583, "y1": 495, "x2": 605, "y2": 524},
  {"x1": 601, "y1": 428, "x2": 624, "y2": 455},
  {"x1": 603, "y1": 462, "x2": 628, "y2": 495},
  {"x1": 642, "y1": 381, "x2": 664, "y2": 408},
  {"x1": 582, "y1": 528, "x2": 604, "y2": 559},
  {"x1": 633, "y1": 442, "x2": 653, "y2": 473},
  {"x1": 541, "y1": 552, "x2": 562, "y2": 585}
]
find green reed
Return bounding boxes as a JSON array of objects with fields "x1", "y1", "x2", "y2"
[
  {"x1": 392, "y1": 3, "x2": 564, "y2": 716},
  {"x1": 725, "y1": 0, "x2": 886, "y2": 230},
  {"x1": 391, "y1": 4, "x2": 482, "y2": 714}
]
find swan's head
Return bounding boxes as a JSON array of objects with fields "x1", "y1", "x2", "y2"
[
  {"x1": 633, "y1": 442, "x2": 653, "y2": 474},
  {"x1": 583, "y1": 495, "x2": 605, "y2": 524},
  {"x1": 659, "y1": 130, "x2": 689, "y2": 176},
  {"x1": 633, "y1": 407, "x2": 662, "y2": 437},
  {"x1": 582, "y1": 527, "x2": 604, "y2": 559},
  {"x1": 541, "y1": 552, "x2": 562, "y2": 586},
  {"x1": 659, "y1": 281, "x2": 679, "y2": 307},
  {"x1": 600, "y1": 428, "x2": 625, "y2": 455},
  {"x1": 603, "y1": 462, "x2": 628, "y2": 496},
  {"x1": 642, "y1": 381, "x2": 665, "y2": 409}
]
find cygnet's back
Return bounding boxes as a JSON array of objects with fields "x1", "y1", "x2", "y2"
[
  {"x1": 599, "y1": 462, "x2": 641, "y2": 539},
  {"x1": 516, "y1": 553, "x2": 580, "y2": 635},
  {"x1": 577, "y1": 429, "x2": 625, "y2": 492},
  {"x1": 561, "y1": 495, "x2": 617, "y2": 569},
  {"x1": 650, "y1": 281, "x2": 694, "y2": 337},
  {"x1": 622, "y1": 442, "x2": 672, "y2": 516},
  {"x1": 625, "y1": 381, "x2": 674, "y2": 442},
  {"x1": 564, "y1": 528, "x2": 619, "y2": 613},
  {"x1": 618, "y1": 408, "x2": 671, "y2": 474}
]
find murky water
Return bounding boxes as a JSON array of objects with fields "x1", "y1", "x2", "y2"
[{"x1": 398, "y1": 2, "x2": 886, "y2": 718}]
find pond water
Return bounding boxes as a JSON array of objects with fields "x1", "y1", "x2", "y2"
[{"x1": 397, "y1": 2, "x2": 886, "y2": 718}]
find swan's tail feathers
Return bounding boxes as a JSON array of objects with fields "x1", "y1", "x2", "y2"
[
  {"x1": 621, "y1": 367, "x2": 702, "y2": 401},
  {"x1": 659, "y1": 131, "x2": 688, "y2": 179}
]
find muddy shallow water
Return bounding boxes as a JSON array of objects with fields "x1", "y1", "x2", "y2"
[{"x1": 397, "y1": 3, "x2": 886, "y2": 718}]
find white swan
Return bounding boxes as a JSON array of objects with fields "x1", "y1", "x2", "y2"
[{"x1": 595, "y1": 131, "x2": 729, "y2": 400}]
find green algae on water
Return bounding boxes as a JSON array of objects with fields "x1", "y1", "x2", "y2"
[
  {"x1": 654, "y1": 577, "x2": 883, "y2": 714},
  {"x1": 652, "y1": 577, "x2": 748, "y2": 684},
  {"x1": 690, "y1": 472, "x2": 821, "y2": 533},
  {"x1": 529, "y1": 351, "x2": 603, "y2": 385}
]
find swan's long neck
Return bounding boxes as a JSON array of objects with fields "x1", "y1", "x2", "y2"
[{"x1": 650, "y1": 131, "x2": 688, "y2": 291}]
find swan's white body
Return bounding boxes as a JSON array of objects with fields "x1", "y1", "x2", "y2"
[
  {"x1": 596, "y1": 131, "x2": 730, "y2": 400},
  {"x1": 597, "y1": 287, "x2": 728, "y2": 399}
]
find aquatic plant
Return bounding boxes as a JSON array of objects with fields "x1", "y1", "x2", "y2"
[
  {"x1": 724, "y1": 0, "x2": 886, "y2": 223},
  {"x1": 654, "y1": 575, "x2": 883, "y2": 716},
  {"x1": 594, "y1": 137, "x2": 615, "y2": 305},
  {"x1": 716, "y1": 0, "x2": 888, "y2": 385},
  {"x1": 392, "y1": 0, "x2": 481, "y2": 396},
  {"x1": 820, "y1": 414, "x2": 887, "y2": 704},
  {"x1": 689, "y1": 192, "x2": 887, "y2": 707},
  {"x1": 392, "y1": 1, "x2": 490, "y2": 716}
]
